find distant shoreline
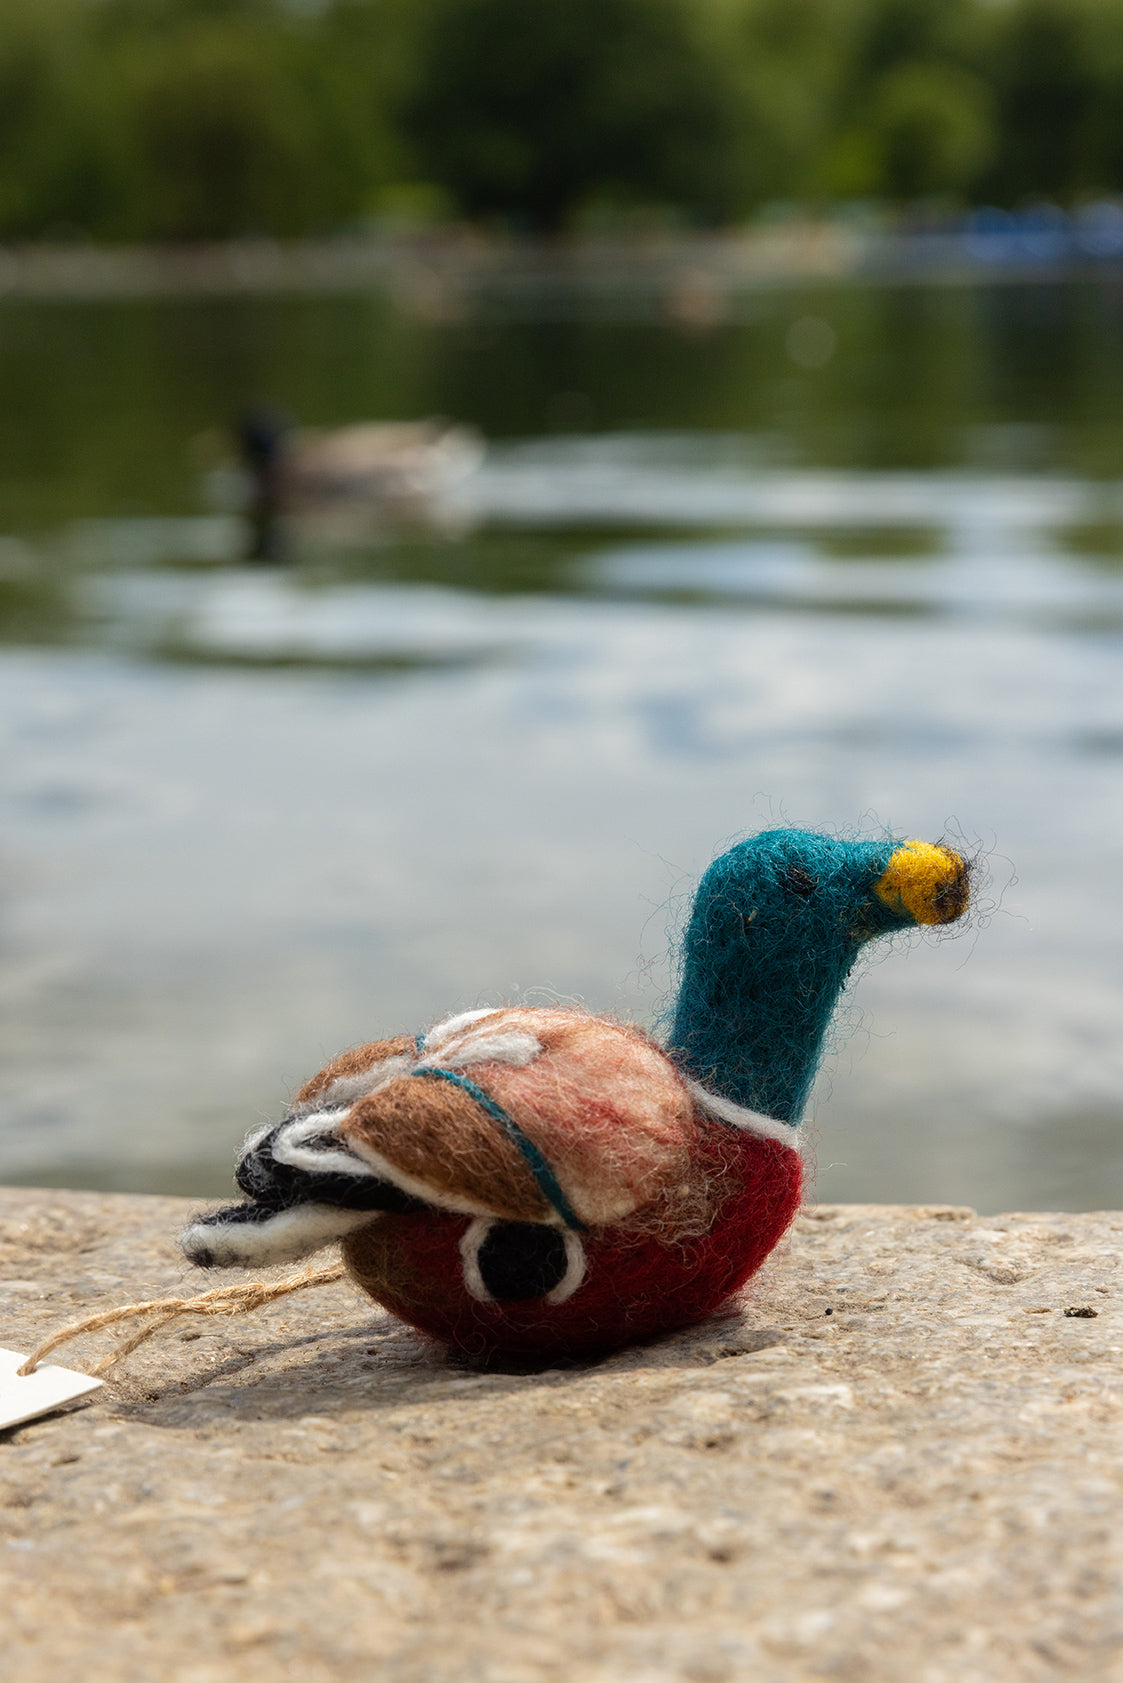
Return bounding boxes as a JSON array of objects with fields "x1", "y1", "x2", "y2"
[{"x1": 1, "y1": 221, "x2": 1122, "y2": 310}]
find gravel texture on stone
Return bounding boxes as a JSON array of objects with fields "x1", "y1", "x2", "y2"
[{"x1": 1, "y1": 1186, "x2": 1121, "y2": 1682}]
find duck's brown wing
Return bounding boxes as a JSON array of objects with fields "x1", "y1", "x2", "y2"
[
  {"x1": 295, "y1": 1025, "x2": 557, "y2": 1222},
  {"x1": 339, "y1": 1076, "x2": 554, "y2": 1224}
]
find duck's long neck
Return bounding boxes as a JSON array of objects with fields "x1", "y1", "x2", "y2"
[{"x1": 668, "y1": 918, "x2": 857, "y2": 1125}]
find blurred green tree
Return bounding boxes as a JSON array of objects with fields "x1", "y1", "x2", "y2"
[
  {"x1": 833, "y1": 62, "x2": 995, "y2": 199},
  {"x1": 815, "y1": 0, "x2": 996, "y2": 200},
  {"x1": 0, "y1": 0, "x2": 128, "y2": 237},
  {"x1": 981, "y1": 0, "x2": 1097, "y2": 201},
  {"x1": 1, "y1": 0, "x2": 1123, "y2": 241},
  {"x1": 404, "y1": 0, "x2": 742, "y2": 229},
  {"x1": 700, "y1": 0, "x2": 867, "y2": 206},
  {"x1": 1079, "y1": 0, "x2": 1123, "y2": 193},
  {"x1": 877, "y1": 64, "x2": 993, "y2": 199},
  {"x1": 97, "y1": 0, "x2": 380, "y2": 238}
]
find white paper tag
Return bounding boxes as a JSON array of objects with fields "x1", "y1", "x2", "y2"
[{"x1": 0, "y1": 1347, "x2": 103, "y2": 1432}]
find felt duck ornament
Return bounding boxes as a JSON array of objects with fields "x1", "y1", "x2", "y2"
[{"x1": 183, "y1": 830, "x2": 969, "y2": 1360}]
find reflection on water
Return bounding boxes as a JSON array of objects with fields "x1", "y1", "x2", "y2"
[{"x1": 0, "y1": 279, "x2": 1121, "y2": 1213}]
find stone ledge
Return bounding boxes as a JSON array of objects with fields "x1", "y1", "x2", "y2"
[{"x1": 1, "y1": 1186, "x2": 1121, "y2": 1682}]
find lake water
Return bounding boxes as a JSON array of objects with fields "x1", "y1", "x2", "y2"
[{"x1": 1, "y1": 276, "x2": 1121, "y2": 1213}]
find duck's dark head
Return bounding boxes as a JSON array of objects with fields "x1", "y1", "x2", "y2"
[
  {"x1": 237, "y1": 408, "x2": 291, "y2": 475},
  {"x1": 669, "y1": 828, "x2": 970, "y2": 1123}
]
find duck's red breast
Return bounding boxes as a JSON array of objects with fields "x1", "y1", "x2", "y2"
[{"x1": 342, "y1": 1111, "x2": 802, "y2": 1360}]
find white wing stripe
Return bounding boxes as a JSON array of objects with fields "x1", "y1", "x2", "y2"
[
  {"x1": 421, "y1": 1008, "x2": 502, "y2": 1048},
  {"x1": 270, "y1": 1110, "x2": 384, "y2": 1179},
  {"x1": 418, "y1": 1029, "x2": 543, "y2": 1072},
  {"x1": 181, "y1": 1203, "x2": 375, "y2": 1268},
  {"x1": 295, "y1": 1053, "x2": 415, "y2": 1115}
]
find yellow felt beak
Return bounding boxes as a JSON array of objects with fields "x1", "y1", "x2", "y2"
[{"x1": 874, "y1": 839, "x2": 970, "y2": 927}]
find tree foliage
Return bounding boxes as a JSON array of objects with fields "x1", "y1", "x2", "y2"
[
  {"x1": 1, "y1": 0, "x2": 1123, "y2": 239},
  {"x1": 405, "y1": 0, "x2": 742, "y2": 230}
]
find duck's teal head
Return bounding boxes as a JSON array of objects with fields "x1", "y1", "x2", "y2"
[{"x1": 669, "y1": 828, "x2": 970, "y2": 1124}]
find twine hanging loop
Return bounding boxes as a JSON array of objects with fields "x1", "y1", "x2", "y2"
[{"x1": 16, "y1": 1260, "x2": 347, "y2": 1378}]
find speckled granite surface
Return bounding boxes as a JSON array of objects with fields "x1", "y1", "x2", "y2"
[{"x1": 2, "y1": 1187, "x2": 1121, "y2": 1682}]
